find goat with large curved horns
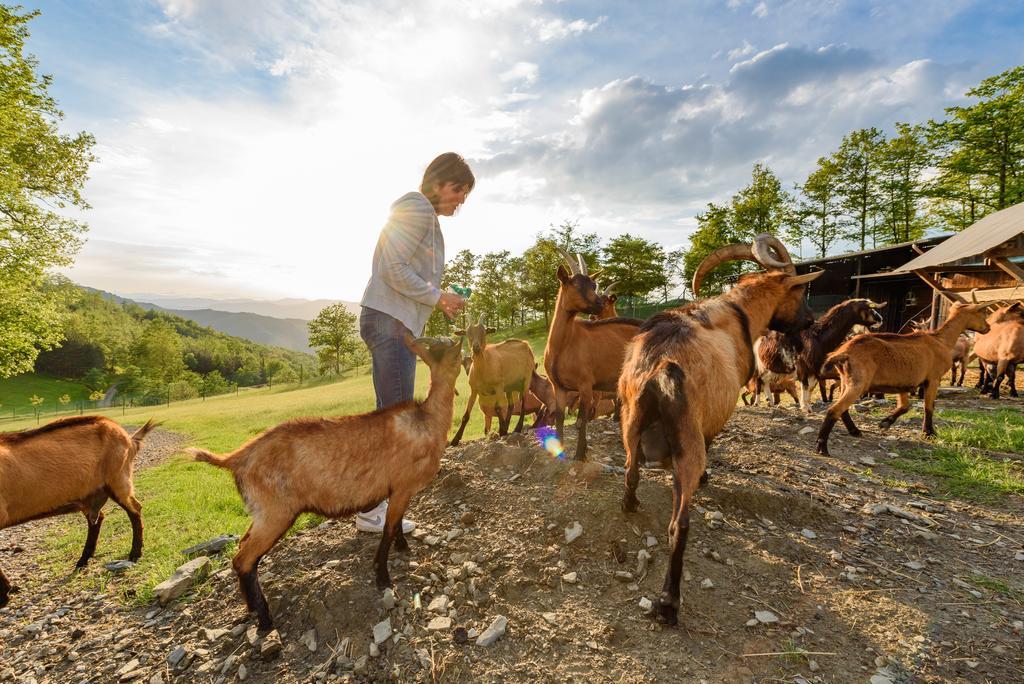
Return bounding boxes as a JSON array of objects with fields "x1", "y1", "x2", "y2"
[{"x1": 618, "y1": 233, "x2": 822, "y2": 626}]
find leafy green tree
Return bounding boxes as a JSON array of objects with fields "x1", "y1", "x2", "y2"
[
  {"x1": 470, "y1": 250, "x2": 515, "y2": 329},
  {"x1": 308, "y1": 304, "x2": 359, "y2": 376},
  {"x1": 730, "y1": 163, "x2": 794, "y2": 237},
  {"x1": 600, "y1": 234, "x2": 667, "y2": 314},
  {"x1": 199, "y1": 370, "x2": 233, "y2": 397},
  {"x1": 133, "y1": 320, "x2": 184, "y2": 385},
  {"x1": 684, "y1": 202, "x2": 749, "y2": 297},
  {"x1": 0, "y1": 7, "x2": 95, "y2": 377},
  {"x1": 791, "y1": 157, "x2": 845, "y2": 258},
  {"x1": 928, "y1": 65, "x2": 1024, "y2": 222},
  {"x1": 834, "y1": 128, "x2": 884, "y2": 250},
  {"x1": 876, "y1": 123, "x2": 931, "y2": 244},
  {"x1": 519, "y1": 221, "x2": 601, "y2": 325},
  {"x1": 425, "y1": 249, "x2": 476, "y2": 336}
]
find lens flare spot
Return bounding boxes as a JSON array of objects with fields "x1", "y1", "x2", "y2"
[{"x1": 535, "y1": 426, "x2": 566, "y2": 460}]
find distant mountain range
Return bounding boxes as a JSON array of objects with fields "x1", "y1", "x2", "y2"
[{"x1": 85, "y1": 288, "x2": 361, "y2": 353}]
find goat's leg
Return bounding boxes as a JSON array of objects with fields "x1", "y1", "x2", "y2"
[
  {"x1": 976, "y1": 359, "x2": 988, "y2": 389},
  {"x1": 233, "y1": 513, "x2": 294, "y2": 632},
  {"x1": 785, "y1": 385, "x2": 800, "y2": 405},
  {"x1": 958, "y1": 360, "x2": 967, "y2": 387},
  {"x1": 450, "y1": 390, "x2": 478, "y2": 446},
  {"x1": 375, "y1": 492, "x2": 412, "y2": 589},
  {"x1": 483, "y1": 412, "x2": 492, "y2": 435},
  {"x1": 840, "y1": 410, "x2": 861, "y2": 437},
  {"x1": 107, "y1": 479, "x2": 143, "y2": 562},
  {"x1": 551, "y1": 388, "x2": 567, "y2": 442},
  {"x1": 0, "y1": 567, "x2": 11, "y2": 608},
  {"x1": 653, "y1": 421, "x2": 704, "y2": 627},
  {"x1": 800, "y1": 376, "x2": 814, "y2": 412},
  {"x1": 76, "y1": 509, "x2": 106, "y2": 568},
  {"x1": 817, "y1": 380, "x2": 862, "y2": 456},
  {"x1": 495, "y1": 393, "x2": 511, "y2": 436},
  {"x1": 752, "y1": 376, "x2": 765, "y2": 407},
  {"x1": 991, "y1": 360, "x2": 1010, "y2": 400},
  {"x1": 879, "y1": 392, "x2": 911, "y2": 430},
  {"x1": 1008, "y1": 364, "x2": 1018, "y2": 397},
  {"x1": 513, "y1": 384, "x2": 527, "y2": 433},
  {"x1": 620, "y1": 402, "x2": 642, "y2": 513},
  {"x1": 922, "y1": 381, "x2": 939, "y2": 436},
  {"x1": 573, "y1": 389, "x2": 593, "y2": 461}
]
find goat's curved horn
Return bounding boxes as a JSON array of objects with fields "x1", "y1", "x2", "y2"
[
  {"x1": 751, "y1": 233, "x2": 795, "y2": 274},
  {"x1": 576, "y1": 253, "x2": 588, "y2": 276},
  {"x1": 970, "y1": 289, "x2": 978, "y2": 304},
  {"x1": 556, "y1": 247, "x2": 579, "y2": 275},
  {"x1": 691, "y1": 243, "x2": 759, "y2": 296},
  {"x1": 604, "y1": 281, "x2": 618, "y2": 295},
  {"x1": 477, "y1": 313, "x2": 486, "y2": 326}
]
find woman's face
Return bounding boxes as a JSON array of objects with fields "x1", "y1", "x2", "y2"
[{"x1": 433, "y1": 182, "x2": 470, "y2": 216}]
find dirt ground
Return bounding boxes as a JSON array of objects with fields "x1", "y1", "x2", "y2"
[{"x1": 1, "y1": 396, "x2": 1022, "y2": 684}]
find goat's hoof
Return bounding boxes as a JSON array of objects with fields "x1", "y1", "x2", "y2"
[
  {"x1": 395, "y1": 537, "x2": 409, "y2": 552},
  {"x1": 128, "y1": 552, "x2": 142, "y2": 563},
  {"x1": 1011, "y1": 391, "x2": 1019, "y2": 398},
  {"x1": 878, "y1": 420, "x2": 891, "y2": 430},
  {"x1": 848, "y1": 428, "x2": 863, "y2": 438},
  {"x1": 699, "y1": 470, "x2": 709, "y2": 487},
  {"x1": 622, "y1": 495, "x2": 639, "y2": 513},
  {"x1": 375, "y1": 575, "x2": 392, "y2": 591},
  {"x1": 651, "y1": 599, "x2": 678, "y2": 626},
  {"x1": 815, "y1": 442, "x2": 831, "y2": 457},
  {"x1": 256, "y1": 619, "x2": 274, "y2": 635}
]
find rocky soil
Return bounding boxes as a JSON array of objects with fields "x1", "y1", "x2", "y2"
[{"x1": 1, "y1": 397, "x2": 1022, "y2": 683}]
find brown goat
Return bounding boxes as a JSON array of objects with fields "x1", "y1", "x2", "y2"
[
  {"x1": 749, "y1": 332, "x2": 797, "y2": 406},
  {"x1": 590, "y1": 282, "x2": 619, "y2": 320},
  {"x1": 476, "y1": 368, "x2": 554, "y2": 433},
  {"x1": 191, "y1": 336, "x2": 463, "y2": 632},
  {"x1": 816, "y1": 301, "x2": 991, "y2": 456},
  {"x1": 0, "y1": 416, "x2": 157, "y2": 607},
  {"x1": 741, "y1": 373, "x2": 800, "y2": 406},
  {"x1": 974, "y1": 302, "x2": 1024, "y2": 399},
  {"x1": 450, "y1": 315, "x2": 535, "y2": 445},
  {"x1": 545, "y1": 250, "x2": 642, "y2": 460},
  {"x1": 618, "y1": 234, "x2": 822, "y2": 626}
]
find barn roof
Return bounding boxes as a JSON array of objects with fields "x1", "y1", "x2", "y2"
[{"x1": 893, "y1": 201, "x2": 1024, "y2": 272}]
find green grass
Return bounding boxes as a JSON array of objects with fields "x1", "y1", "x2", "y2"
[
  {"x1": 889, "y1": 445, "x2": 1024, "y2": 503},
  {"x1": 13, "y1": 322, "x2": 560, "y2": 603},
  {"x1": 967, "y1": 574, "x2": 1024, "y2": 605},
  {"x1": 0, "y1": 372, "x2": 94, "y2": 416},
  {"x1": 935, "y1": 408, "x2": 1024, "y2": 454}
]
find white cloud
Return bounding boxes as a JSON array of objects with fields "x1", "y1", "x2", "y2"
[
  {"x1": 727, "y1": 40, "x2": 756, "y2": 61},
  {"x1": 533, "y1": 15, "x2": 606, "y2": 42},
  {"x1": 752, "y1": 2, "x2": 769, "y2": 18},
  {"x1": 500, "y1": 61, "x2": 540, "y2": 85}
]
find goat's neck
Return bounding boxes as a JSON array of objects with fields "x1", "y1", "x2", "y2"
[
  {"x1": 548, "y1": 291, "x2": 581, "y2": 349},
  {"x1": 726, "y1": 282, "x2": 782, "y2": 339},
  {"x1": 933, "y1": 315, "x2": 972, "y2": 348},
  {"x1": 420, "y1": 371, "x2": 458, "y2": 438},
  {"x1": 808, "y1": 306, "x2": 858, "y2": 349}
]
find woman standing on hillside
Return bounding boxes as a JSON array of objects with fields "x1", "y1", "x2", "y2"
[{"x1": 356, "y1": 152, "x2": 473, "y2": 534}]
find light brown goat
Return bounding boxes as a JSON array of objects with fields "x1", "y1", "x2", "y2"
[
  {"x1": 545, "y1": 250, "x2": 642, "y2": 460},
  {"x1": 618, "y1": 234, "x2": 822, "y2": 626},
  {"x1": 450, "y1": 315, "x2": 535, "y2": 445},
  {"x1": 0, "y1": 416, "x2": 157, "y2": 608},
  {"x1": 191, "y1": 336, "x2": 463, "y2": 632},
  {"x1": 816, "y1": 301, "x2": 991, "y2": 455},
  {"x1": 590, "y1": 282, "x2": 619, "y2": 320},
  {"x1": 475, "y1": 368, "x2": 554, "y2": 433},
  {"x1": 974, "y1": 301, "x2": 1024, "y2": 399}
]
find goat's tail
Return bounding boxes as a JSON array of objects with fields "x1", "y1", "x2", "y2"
[
  {"x1": 640, "y1": 361, "x2": 686, "y2": 456},
  {"x1": 131, "y1": 419, "x2": 161, "y2": 444},
  {"x1": 821, "y1": 352, "x2": 849, "y2": 379},
  {"x1": 189, "y1": 447, "x2": 236, "y2": 470}
]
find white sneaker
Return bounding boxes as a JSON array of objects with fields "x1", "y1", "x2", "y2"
[{"x1": 355, "y1": 501, "x2": 416, "y2": 534}]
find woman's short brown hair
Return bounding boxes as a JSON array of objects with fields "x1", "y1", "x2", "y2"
[{"x1": 420, "y1": 152, "x2": 475, "y2": 201}]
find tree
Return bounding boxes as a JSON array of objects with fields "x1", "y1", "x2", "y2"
[
  {"x1": 0, "y1": 7, "x2": 96, "y2": 377},
  {"x1": 519, "y1": 221, "x2": 602, "y2": 325},
  {"x1": 133, "y1": 320, "x2": 184, "y2": 386},
  {"x1": 730, "y1": 163, "x2": 794, "y2": 237},
  {"x1": 928, "y1": 65, "x2": 1024, "y2": 223},
  {"x1": 834, "y1": 128, "x2": 884, "y2": 250},
  {"x1": 791, "y1": 157, "x2": 845, "y2": 258},
  {"x1": 600, "y1": 234, "x2": 668, "y2": 314},
  {"x1": 876, "y1": 123, "x2": 931, "y2": 244},
  {"x1": 308, "y1": 304, "x2": 359, "y2": 376},
  {"x1": 425, "y1": 249, "x2": 475, "y2": 336},
  {"x1": 684, "y1": 202, "x2": 747, "y2": 297}
]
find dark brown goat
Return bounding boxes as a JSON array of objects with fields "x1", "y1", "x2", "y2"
[
  {"x1": 1, "y1": 416, "x2": 157, "y2": 608},
  {"x1": 816, "y1": 302, "x2": 991, "y2": 456},
  {"x1": 544, "y1": 250, "x2": 642, "y2": 460},
  {"x1": 618, "y1": 234, "x2": 822, "y2": 626}
]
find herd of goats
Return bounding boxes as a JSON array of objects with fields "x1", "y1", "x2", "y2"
[{"x1": 2, "y1": 234, "x2": 1022, "y2": 633}]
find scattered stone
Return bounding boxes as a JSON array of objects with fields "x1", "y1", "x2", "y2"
[
  {"x1": 745, "y1": 619, "x2": 758, "y2": 627},
  {"x1": 542, "y1": 612, "x2": 558, "y2": 625},
  {"x1": 754, "y1": 610, "x2": 779, "y2": 624},
  {"x1": 564, "y1": 521, "x2": 583, "y2": 544},
  {"x1": 645, "y1": 535, "x2": 658, "y2": 548},
  {"x1": 423, "y1": 535, "x2": 442, "y2": 547},
  {"x1": 427, "y1": 616, "x2": 452, "y2": 631},
  {"x1": 260, "y1": 630, "x2": 283, "y2": 660},
  {"x1": 153, "y1": 556, "x2": 211, "y2": 605},
  {"x1": 636, "y1": 549, "x2": 652, "y2": 576},
  {"x1": 463, "y1": 561, "x2": 483, "y2": 576},
  {"x1": 808, "y1": 660, "x2": 819, "y2": 672},
  {"x1": 301, "y1": 628, "x2": 317, "y2": 652},
  {"x1": 323, "y1": 560, "x2": 341, "y2": 569},
  {"x1": 614, "y1": 571, "x2": 633, "y2": 582},
  {"x1": 903, "y1": 561, "x2": 925, "y2": 571},
  {"x1": 181, "y1": 534, "x2": 238, "y2": 557},
  {"x1": 116, "y1": 659, "x2": 140, "y2": 677},
  {"x1": 373, "y1": 619, "x2": 393, "y2": 645},
  {"x1": 705, "y1": 511, "x2": 724, "y2": 521},
  {"x1": 382, "y1": 588, "x2": 396, "y2": 611},
  {"x1": 237, "y1": 663, "x2": 248, "y2": 681},
  {"x1": 149, "y1": 674, "x2": 163, "y2": 684},
  {"x1": 476, "y1": 615, "x2": 508, "y2": 646},
  {"x1": 859, "y1": 456, "x2": 877, "y2": 466},
  {"x1": 459, "y1": 511, "x2": 476, "y2": 526},
  {"x1": 914, "y1": 529, "x2": 939, "y2": 541},
  {"x1": 562, "y1": 572, "x2": 578, "y2": 584},
  {"x1": 104, "y1": 560, "x2": 136, "y2": 573},
  {"x1": 1015, "y1": 551, "x2": 1024, "y2": 562},
  {"x1": 203, "y1": 627, "x2": 229, "y2": 642},
  {"x1": 167, "y1": 646, "x2": 187, "y2": 666},
  {"x1": 801, "y1": 528, "x2": 817, "y2": 539},
  {"x1": 368, "y1": 642, "x2": 380, "y2": 658},
  {"x1": 428, "y1": 596, "x2": 450, "y2": 614},
  {"x1": 798, "y1": 426, "x2": 816, "y2": 435},
  {"x1": 862, "y1": 503, "x2": 888, "y2": 515},
  {"x1": 700, "y1": 578, "x2": 714, "y2": 590},
  {"x1": 870, "y1": 674, "x2": 894, "y2": 684}
]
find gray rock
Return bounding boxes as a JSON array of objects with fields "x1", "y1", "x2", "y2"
[
  {"x1": 564, "y1": 521, "x2": 583, "y2": 544},
  {"x1": 167, "y1": 646, "x2": 186, "y2": 666},
  {"x1": 237, "y1": 664, "x2": 248, "y2": 681},
  {"x1": 153, "y1": 556, "x2": 211, "y2": 605},
  {"x1": 181, "y1": 535, "x2": 238, "y2": 557},
  {"x1": 372, "y1": 618, "x2": 392, "y2": 645},
  {"x1": 638, "y1": 597, "x2": 653, "y2": 612},
  {"x1": 427, "y1": 596, "x2": 450, "y2": 614},
  {"x1": 636, "y1": 549, "x2": 652, "y2": 576},
  {"x1": 301, "y1": 628, "x2": 317, "y2": 652},
  {"x1": 427, "y1": 616, "x2": 452, "y2": 631},
  {"x1": 700, "y1": 578, "x2": 714, "y2": 590},
  {"x1": 754, "y1": 610, "x2": 779, "y2": 624},
  {"x1": 381, "y1": 588, "x2": 396, "y2": 611},
  {"x1": 104, "y1": 560, "x2": 136, "y2": 573},
  {"x1": 561, "y1": 572, "x2": 578, "y2": 584},
  {"x1": 475, "y1": 615, "x2": 508, "y2": 646},
  {"x1": 801, "y1": 529, "x2": 817, "y2": 539},
  {"x1": 260, "y1": 630, "x2": 282, "y2": 660}
]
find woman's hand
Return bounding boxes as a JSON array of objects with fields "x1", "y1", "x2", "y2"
[{"x1": 437, "y1": 291, "x2": 466, "y2": 319}]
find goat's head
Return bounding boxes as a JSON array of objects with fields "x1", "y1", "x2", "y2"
[
  {"x1": 555, "y1": 248, "x2": 605, "y2": 316},
  {"x1": 850, "y1": 298, "x2": 887, "y2": 330},
  {"x1": 949, "y1": 296, "x2": 991, "y2": 335},
  {"x1": 988, "y1": 301, "x2": 1024, "y2": 324},
  {"x1": 461, "y1": 355, "x2": 473, "y2": 375},
  {"x1": 455, "y1": 314, "x2": 496, "y2": 355},
  {"x1": 692, "y1": 233, "x2": 823, "y2": 334},
  {"x1": 405, "y1": 334, "x2": 465, "y2": 381}
]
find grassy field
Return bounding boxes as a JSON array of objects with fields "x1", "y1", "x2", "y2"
[
  {"x1": 0, "y1": 373, "x2": 93, "y2": 416},
  {"x1": 8, "y1": 322, "x2": 555, "y2": 602}
]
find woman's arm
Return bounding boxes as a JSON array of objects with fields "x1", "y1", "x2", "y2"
[{"x1": 378, "y1": 197, "x2": 442, "y2": 307}]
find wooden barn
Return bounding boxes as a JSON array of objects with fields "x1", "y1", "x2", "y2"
[{"x1": 795, "y1": 202, "x2": 1024, "y2": 332}]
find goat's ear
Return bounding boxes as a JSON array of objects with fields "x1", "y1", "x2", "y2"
[
  {"x1": 404, "y1": 335, "x2": 431, "y2": 363},
  {"x1": 872, "y1": 301, "x2": 888, "y2": 309},
  {"x1": 486, "y1": 327, "x2": 496, "y2": 334},
  {"x1": 453, "y1": 329, "x2": 465, "y2": 336},
  {"x1": 609, "y1": 294, "x2": 618, "y2": 303},
  {"x1": 557, "y1": 264, "x2": 571, "y2": 283},
  {"x1": 785, "y1": 271, "x2": 823, "y2": 288}
]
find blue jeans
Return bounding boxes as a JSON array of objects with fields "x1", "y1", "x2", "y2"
[{"x1": 360, "y1": 307, "x2": 417, "y2": 410}]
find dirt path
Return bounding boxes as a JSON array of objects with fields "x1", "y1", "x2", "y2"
[{"x1": 1, "y1": 403, "x2": 1022, "y2": 683}]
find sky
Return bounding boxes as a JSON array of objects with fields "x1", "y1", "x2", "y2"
[{"x1": 25, "y1": 0, "x2": 1024, "y2": 302}]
